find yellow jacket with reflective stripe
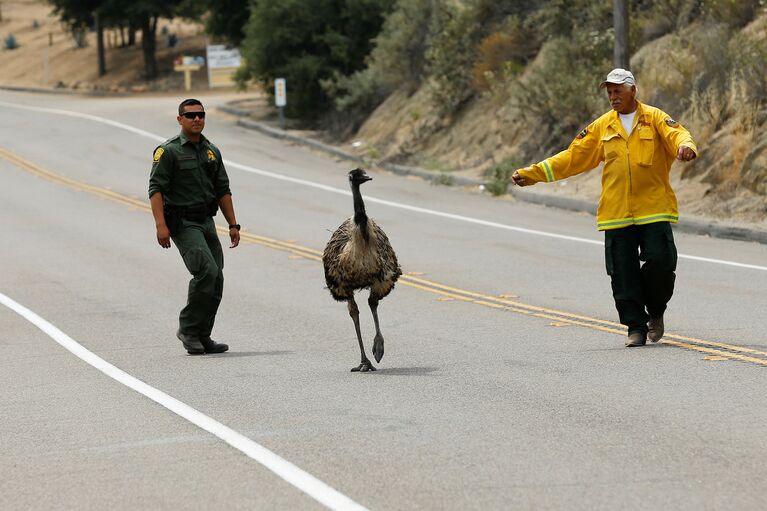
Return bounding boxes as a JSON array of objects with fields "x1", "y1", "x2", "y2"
[{"x1": 518, "y1": 101, "x2": 697, "y2": 230}]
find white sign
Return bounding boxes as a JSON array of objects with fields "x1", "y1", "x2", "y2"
[
  {"x1": 275, "y1": 78, "x2": 287, "y2": 107},
  {"x1": 205, "y1": 44, "x2": 242, "y2": 88},
  {"x1": 206, "y1": 45, "x2": 242, "y2": 69}
]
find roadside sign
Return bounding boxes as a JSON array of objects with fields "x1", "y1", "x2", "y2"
[
  {"x1": 174, "y1": 57, "x2": 204, "y2": 91},
  {"x1": 206, "y1": 44, "x2": 242, "y2": 88},
  {"x1": 182, "y1": 55, "x2": 205, "y2": 66},
  {"x1": 275, "y1": 78, "x2": 287, "y2": 107}
]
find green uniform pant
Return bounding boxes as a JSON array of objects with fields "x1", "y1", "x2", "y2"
[
  {"x1": 604, "y1": 222, "x2": 677, "y2": 335},
  {"x1": 172, "y1": 217, "x2": 224, "y2": 338}
]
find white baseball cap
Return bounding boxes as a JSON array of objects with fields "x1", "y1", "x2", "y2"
[{"x1": 599, "y1": 68, "x2": 636, "y2": 88}]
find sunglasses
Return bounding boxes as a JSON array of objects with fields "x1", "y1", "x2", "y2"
[{"x1": 181, "y1": 111, "x2": 206, "y2": 119}]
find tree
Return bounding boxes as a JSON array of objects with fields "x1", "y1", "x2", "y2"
[
  {"x1": 238, "y1": 0, "x2": 394, "y2": 119},
  {"x1": 49, "y1": 0, "x2": 183, "y2": 81},
  {"x1": 122, "y1": 0, "x2": 181, "y2": 80},
  {"x1": 202, "y1": 0, "x2": 252, "y2": 46},
  {"x1": 49, "y1": 0, "x2": 106, "y2": 75}
]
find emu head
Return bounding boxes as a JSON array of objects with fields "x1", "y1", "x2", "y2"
[{"x1": 348, "y1": 168, "x2": 372, "y2": 187}]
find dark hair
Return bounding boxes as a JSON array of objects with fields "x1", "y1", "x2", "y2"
[{"x1": 178, "y1": 98, "x2": 204, "y2": 115}]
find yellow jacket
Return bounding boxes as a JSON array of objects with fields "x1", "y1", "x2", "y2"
[{"x1": 518, "y1": 101, "x2": 697, "y2": 230}]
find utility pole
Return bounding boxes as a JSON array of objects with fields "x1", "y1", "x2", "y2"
[
  {"x1": 613, "y1": 0, "x2": 629, "y2": 69},
  {"x1": 95, "y1": 11, "x2": 106, "y2": 77}
]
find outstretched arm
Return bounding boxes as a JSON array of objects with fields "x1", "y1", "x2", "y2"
[{"x1": 511, "y1": 122, "x2": 602, "y2": 187}]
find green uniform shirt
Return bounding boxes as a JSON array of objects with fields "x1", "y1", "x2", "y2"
[{"x1": 148, "y1": 131, "x2": 231, "y2": 207}]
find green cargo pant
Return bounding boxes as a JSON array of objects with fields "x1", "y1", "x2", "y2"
[
  {"x1": 604, "y1": 222, "x2": 677, "y2": 335},
  {"x1": 172, "y1": 217, "x2": 224, "y2": 338}
]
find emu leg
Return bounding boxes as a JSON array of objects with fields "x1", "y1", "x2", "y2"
[
  {"x1": 348, "y1": 297, "x2": 375, "y2": 372},
  {"x1": 369, "y1": 295, "x2": 385, "y2": 363}
]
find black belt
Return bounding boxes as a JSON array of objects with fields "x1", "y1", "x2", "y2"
[{"x1": 164, "y1": 201, "x2": 218, "y2": 224}]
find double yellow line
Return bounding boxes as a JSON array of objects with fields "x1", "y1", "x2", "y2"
[{"x1": 3, "y1": 147, "x2": 766, "y2": 367}]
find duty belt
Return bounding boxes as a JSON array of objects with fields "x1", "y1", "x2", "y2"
[{"x1": 164, "y1": 201, "x2": 218, "y2": 222}]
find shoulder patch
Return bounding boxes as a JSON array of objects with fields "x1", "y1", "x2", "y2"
[
  {"x1": 207, "y1": 149, "x2": 217, "y2": 161},
  {"x1": 577, "y1": 127, "x2": 588, "y2": 139},
  {"x1": 153, "y1": 147, "x2": 165, "y2": 162},
  {"x1": 665, "y1": 118, "x2": 679, "y2": 127}
]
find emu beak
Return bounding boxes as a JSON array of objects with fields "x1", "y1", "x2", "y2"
[{"x1": 362, "y1": 175, "x2": 373, "y2": 182}]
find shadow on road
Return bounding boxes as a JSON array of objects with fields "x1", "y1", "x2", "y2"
[
  {"x1": 206, "y1": 350, "x2": 295, "y2": 358},
  {"x1": 580, "y1": 343, "x2": 671, "y2": 352},
  {"x1": 374, "y1": 366, "x2": 440, "y2": 376}
]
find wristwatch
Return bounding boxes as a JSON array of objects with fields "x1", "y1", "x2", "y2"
[{"x1": 229, "y1": 224, "x2": 241, "y2": 231}]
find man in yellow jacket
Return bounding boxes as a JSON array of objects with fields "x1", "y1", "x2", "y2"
[{"x1": 511, "y1": 68, "x2": 697, "y2": 347}]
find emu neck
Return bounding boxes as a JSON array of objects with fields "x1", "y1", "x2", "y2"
[{"x1": 351, "y1": 183, "x2": 370, "y2": 241}]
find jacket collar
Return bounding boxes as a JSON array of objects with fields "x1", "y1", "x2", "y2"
[
  {"x1": 607, "y1": 101, "x2": 647, "y2": 138},
  {"x1": 178, "y1": 131, "x2": 208, "y2": 146}
]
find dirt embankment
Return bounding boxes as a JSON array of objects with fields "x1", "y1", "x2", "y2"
[{"x1": 0, "y1": 0, "x2": 210, "y2": 92}]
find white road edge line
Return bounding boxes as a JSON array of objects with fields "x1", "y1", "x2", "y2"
[
  {"x1": 3, "y1": 100, "x2": 766, "y2": 272},
  {"x1": 0, "y1": 291, "x2": 369, "y2": 511}
]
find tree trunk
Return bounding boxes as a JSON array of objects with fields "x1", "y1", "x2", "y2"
[
  {"x1": 128, "y1": 25, "x2": 136, "y2": 46},
  {"x1": 613, "y1": 0, "x2": 629, "y2": 69},
  {"x1": 140, "y1": 15, "x2": 158, "y2": 80},
  {"x1": 96, "y1": 12, "x2": 107, "y2": 77}
]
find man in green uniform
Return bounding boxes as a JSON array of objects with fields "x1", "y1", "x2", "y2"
[{"x1": 149, "y1": 98, "x2": 241, "y2": 355}]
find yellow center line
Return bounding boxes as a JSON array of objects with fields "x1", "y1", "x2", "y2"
[{"x1": 3, "y1": 147, "x2": 766, "y2": 367}]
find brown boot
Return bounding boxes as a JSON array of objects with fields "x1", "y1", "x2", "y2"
[
  {"x1": 625, "y1": 331, "x2": 646, "y2": 347},
  {"x1": 648, "y1": 315, "x2": 664, "y2": 343}
]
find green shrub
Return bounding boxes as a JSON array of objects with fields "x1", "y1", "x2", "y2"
[
  {"x1": 367, "y1": 0, "x2": 446, "y2": 90},
  {"x1": 4, "y1": 34, "x2": 19, "y2": 50},
  {"x1": 702, "y1": 0, "x2": 763, "y2": 28},
  {"x1": 238, "y1": 0, "x2": 394, "y2": 120},
  {"x1": 484, "y1": 156, "x2": 520, "y2": 196},
  {"x1": 432, "y1": 173, "x2": 455, "y2": 186},
  {"x1": 508, "y1": 34, "x2": 609, "y2": 159},
  {"x1": 472, "y1": 29, "x2": 528, "y2": 92},
  {"x1": 425, "y1": 5, "x2": 483, "y2": 113}
]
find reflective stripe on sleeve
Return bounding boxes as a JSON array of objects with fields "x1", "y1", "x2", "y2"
[{"x1": 540, "y1": 159, "x2": 554, "y2": 183}]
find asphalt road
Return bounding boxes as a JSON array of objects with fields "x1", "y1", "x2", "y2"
[{"x1": 1, "y1": 90, "x2": 766, "y2": 510}]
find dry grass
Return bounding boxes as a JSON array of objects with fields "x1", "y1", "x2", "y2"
[{"x1": 0, "y1": 0, "x2": 210, "y2": 92}]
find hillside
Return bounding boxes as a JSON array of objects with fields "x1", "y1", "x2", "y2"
[
  {"x1": 0, "y1": 0, "x2": 209, "y2": 92},
  {"x1": 346, "y1": 13, "x2": 767, "y2": 229}
]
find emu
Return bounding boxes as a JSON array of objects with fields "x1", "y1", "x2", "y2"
[{"x1": 323, "y1": 168, "x2": 402, "y2": 372}]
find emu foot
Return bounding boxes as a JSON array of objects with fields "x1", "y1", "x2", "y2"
[
  {"x1": 351, "y1": 359, "x2": 377, "y2": 372},
  {"x1": 372, "y1": 334, "x2": 384, "y2": 363}
]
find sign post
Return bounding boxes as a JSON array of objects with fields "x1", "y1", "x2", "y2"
[
  {"x1": 275, "y1": 78, "x2": 286, "y2": 129},
  {"x1": 174, "y1": 56, "x2": 204, "y2": 91}
]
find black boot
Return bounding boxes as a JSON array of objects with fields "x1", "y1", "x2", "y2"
[
  {"x1": 200, "y1": 336, "x2": 229, "y2": 354},
  {"x1": 176, "y1": 330, "x2": 204, "y2": 355}
]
